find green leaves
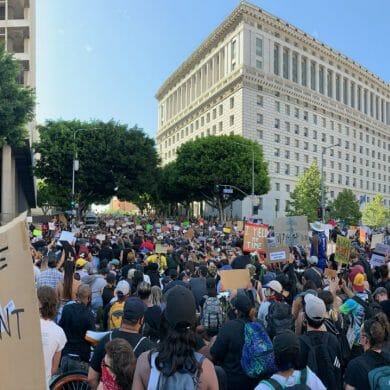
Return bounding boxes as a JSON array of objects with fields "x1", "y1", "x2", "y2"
[
  {"x1": 286, "y1": 162, "x2": 321, "y2": 222},
  {"x1": 0, "y1": 45, "x2": 35, "y2": 146},
  {"x1": 328, "y1": 189, "x2": 361, "y2": 225},
  {"x1": 34, "y1": 120, "x2": 158, "y2": 210},
  {"x1": 362, "y1": 194, "x2": 389, "y2": 229}
]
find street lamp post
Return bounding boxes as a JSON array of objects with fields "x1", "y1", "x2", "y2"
[{"x1": 321, "y1": 142, "x2": 340, "y2": 223}]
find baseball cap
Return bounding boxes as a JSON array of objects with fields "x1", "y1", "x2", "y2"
[
  {"x1": 123, "y1": 297, "x2": 145, "y2": 320},
  {"x1": 349, "y1": 265, "x2": 365, "y2": 292},
  {"x1": 115, "y1": 280, "x2": 130, "y2": 296},
  {"x1": 231, "y1": 293, "x2": 253, "y2": 315},
  {"x1": 273, "y1": 330, "x2": 300, "y2": 355},
  {"x1": 304, "y1": 293, "x2": 326, "y2": 321},
  {"x1": 308, "y1": 255, "x2": 318, "y2": 265},
  {"x1": 75, "y1": 258, "x2": 87, "y2": 268},
  {"x1": 106, "y1": 272, "x2": 116, "y2": 284},
  {"x1": 264, "y1": 280, "x2": 283, "y2": 294},
  {"x1": 164, "y1": 285, "x2": 196, "y2": 330}
]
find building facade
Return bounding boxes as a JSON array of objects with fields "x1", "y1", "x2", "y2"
[
  {"x1": 0, "y1": 0, "x2": 36, "y2": 223},
  {"x1": 156, "y1": 1, "x2": 390, "y2": 224}
]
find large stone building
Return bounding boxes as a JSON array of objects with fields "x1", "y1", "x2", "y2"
[
  {"x1": 0, "y1": 0, "x2": 36, "y2": 223},
  {"x1": 156, "y1": 1, "x2": 390, "y2": 224}
]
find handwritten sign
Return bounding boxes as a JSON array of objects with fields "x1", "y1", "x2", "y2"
[
  {"x1": 0, "y1": 214, "x2": 46, "y2": 389},
  {"x1": 335, "y1": 235, "x2": 351, "y2": 265},
  {"x1": 220, "y1": 269, "x2": 250, "y2": 291},
  {"x1": 266, "y1": 245, "x2": 289, "y2": 264},
  {"x1": 274, "y1": 216, "x2": 309, "y2": 247},
  {"x1": 243, "y1": 223, "x2": 268, "y2": 251},
  {"x1": 155, "y1": 243, "x2": 168, "y2": 254},
  {"x1": 184, "y1": 228, "x2": 195, "y2": 241},
  {"x1": 370, "y1": 253, "x2": 386, "y2": 269},
  {"x1": 371, "y1": 234, "x2": 384, "y2": 249},
  {"x1": 236, "y1": 221, "x2": 244, "y2": 231}
]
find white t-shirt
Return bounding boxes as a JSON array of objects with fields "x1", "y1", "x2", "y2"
[
  {"x1": 40, "y1": 319, "x2": 67, "y2": 387},
  {"x1": 255, "y1": 367, "x2": 326, "y2": 390}
]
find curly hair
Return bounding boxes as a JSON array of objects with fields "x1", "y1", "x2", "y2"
[
  {"x1": 37, "y1": 286, "x2": 58, "y2": 320},
  {"x1": 105, "y1": 338, "x2": 136, "y2": 389},
  {"x1": 363, "y1": 312, "x2": 390, "y2": 349}
]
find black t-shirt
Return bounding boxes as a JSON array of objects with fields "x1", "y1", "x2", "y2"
[
  {"x1": 101, "y1": 285, "x2": 115, "y2": 307},
  {"x1": 59, "y1": 302, "x2": 95, "y2": 362},
  {"x1": 190, "y1": 277, "x2": 207, "y2": 309},
  {"x1": 345, "y1": 350, "x2": 390, "y2": 390},
  {"x1": 90, "y1": 329, "x2": 152, "y2": 373}
]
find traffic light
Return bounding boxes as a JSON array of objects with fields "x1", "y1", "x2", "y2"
[
  {"x1": 214, "y1": 184, "x2": 220, "y2": 192},
  {"x1": 70, "y1": 195, "x2": 75, "y2": 208}
]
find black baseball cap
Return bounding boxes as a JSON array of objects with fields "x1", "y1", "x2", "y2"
[
  {"x1": 273, "y1": 330, "x2": 300, "y2": 355},
  {"x1": 123, "y1": 297, "x2": 145, "y2": 321}
]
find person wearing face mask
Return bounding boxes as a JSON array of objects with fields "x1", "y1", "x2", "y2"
[
  {"x1": 344, "y1": 312, "x2": 390, "y2": 390},
  {"x1": 58, "y1": 284, "x2": 95, "y2": 374}
]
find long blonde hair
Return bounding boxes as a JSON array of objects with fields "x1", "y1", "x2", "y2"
[{"x1": 150, "y1": 285, "x2": 162, "y2": 306}]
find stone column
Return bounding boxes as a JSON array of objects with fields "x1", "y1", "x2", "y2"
[
  {"x1": 269, "y1": 39, "x2": 274, "y2": 74},
  {"x1": 331, "y1": 71, "x2": 336, "y2": 99},
  {"x1": 288, "y1": 49, "x2": 292, "y2": 80},
  {"x1": 297, "y1": 53, "x2": 302, "y2": 84},
  {"x1": 278, "y1": 45, "x2": 283, "y2": 76},
  {"x1": 339, "y1": 76, "x2": 344, "y2": 103},
  {"x1": 306, "y1": 59, "x2": 310, "y2": 89},
  {"x1": 353, "y1": 83, "x2": 358, "y2": 109},
  {"x1": 315, "y1": 62, "x2": 319, "y2": 91},
  {"x1": 346, "y1": 78, "x2": 351, "y2": 106},
  {"x1": 323, "y1": 67, "x2": 328, "y2": 96},
  {"x1": 2, "y1": 145, "x2": 15, "y2": 224}
]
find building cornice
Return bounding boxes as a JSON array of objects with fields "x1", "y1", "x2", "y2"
[{"x1": 156, "y1": 1, "x2": 389, "y2": 102}]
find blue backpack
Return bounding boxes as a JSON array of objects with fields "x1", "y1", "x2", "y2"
[
  {"x1": 368, "y1": 353, "x2": 390, "y2": 390},
  {"x1": 240, "y1": 321, "x2": 277, "y2": 378}
]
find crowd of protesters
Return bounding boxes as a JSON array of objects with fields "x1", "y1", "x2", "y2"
[{"x1": 32, "y1": 215, "x2": 390, "y2": 390}]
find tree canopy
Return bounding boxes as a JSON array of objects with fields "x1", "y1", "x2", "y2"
[
  {"x1": 34, "y1": 120, "x2": 158, "y2": 210},
  {"x1": 0, "y1": 44, "x2": 35, "y2": 146},
  {"x1": 168, "y1": 135, "x2": 270, "y2": 219},
  {"x1": 362, "y1": 194, "x2": 389, "y2": 229},
  {"x1": 286, "y1": 162, "x2": 321, "y2": 222},
  {"x1": 328, "y1": 189, "x2": 362, "y2": 225}
]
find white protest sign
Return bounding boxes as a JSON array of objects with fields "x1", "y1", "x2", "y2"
[
  {"x1": 371, "y1": 234, "x2": 384, "y2": 249},
  {"x1": 136, "y1": 225, "x2": 143, "y2": 230},
  {"x1": 274, "y1": 216, "x2": 309, "y2": 247},
  {"x1": 173, "y1": 225, "x2": 180, "y2": 231},
  {"x1": 59, "y1": 230, "x2": 75, "y2": 244},
  {"x1": 96, "y1": 234, "x2": 106, "y2": 242},
  {"x1": 48, "y1": 222, "x2": 55, "y2": 231},
  {"x1": 370, "y1": 253, "x2": 386, "y2": 268}
]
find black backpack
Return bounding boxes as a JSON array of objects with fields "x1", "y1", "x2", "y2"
[
  {"x1": 266, "y1": 301, "x2": 294, "y2": 339},
  {"x1": 300, "y1": 332, "x2": 342, "y2": 390}
]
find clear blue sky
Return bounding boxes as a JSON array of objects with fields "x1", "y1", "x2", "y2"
[{"x1": 36, "y1": 0, "x2": 390, "y2": 139}]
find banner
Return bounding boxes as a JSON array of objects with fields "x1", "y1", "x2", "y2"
[
  {"x1": 274, "y1": 216, "x2": 309, "y2": 247},
  {"x1": 371, "y1": 234, "x2": 384, "y2": 249},
  {"x1": 243, "y1": 223, "x2": 268, "y2": 252},
  {"x1": 0, "y1": 214, "x2": 46, "y2": 389},
  {"x1": 220, "y1": 269, "x2": 250, "y2": 291},
  {"x1": 335, "y1": 235, "x2": 351, "y2": 265}
]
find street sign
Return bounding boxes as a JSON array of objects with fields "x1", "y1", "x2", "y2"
[{"x1": 223, "y1": 188, "x2": 233, "y2": 194}]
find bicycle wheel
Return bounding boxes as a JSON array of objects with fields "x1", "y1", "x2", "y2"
[{"x1": 50, "y1": 371, "x2": 90, "y2": 390}]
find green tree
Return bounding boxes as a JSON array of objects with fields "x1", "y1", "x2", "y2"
[
  {"x1": 174, "y1": 135, "x2": 270, "y2": 221},
  {"x1": 34, "y1": 120, "x2": 158, "y2": 211},
  {"x1": 286, "y1": 162, "x2": 321, "y2": 222},
  {"x1": 328, "y1": 189, "x2": 362, "y2": 225},
  {"x1": 0, "y1": 44, "x2": 35, "y2": 146},
  {"x1": 362, "y1": 194, "x2": 389, "y2": 228},
  {"x1": 37, "y1": 180, "x2": 68, "y2": 214}
]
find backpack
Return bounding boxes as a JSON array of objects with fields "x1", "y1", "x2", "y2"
[
  {"x1": 352, "y1": 294, "x2": 383, "y2": 320},
  {"x1": 148, "y1": 351, "x2": 204, "y2": 390},
  {"x1": 266, "y1": 302, "x2": 294, "y2": 339},
  {"x1": 201, "y1": 296, "x2": 224, "y2": 331},
  {"x1": 260, "y1": 367, "x2": 311, "y2": 389},
  {"x1": 108, "y1": 300, "x2": 125, "y2": 330},
  {"x1": 240, "y1": 321, "x2": 277, "y2": 378},
  {"x1": 323, "y1": 317, "x2": 351, "y2": 367},
  {"x1": 300, "y1": 332, "x2": 341, "y2": 390},
  {"x1": 367, "y1": 353, "x2": 390, "y2": 390}
]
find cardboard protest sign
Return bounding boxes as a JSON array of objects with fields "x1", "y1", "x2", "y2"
[
  {"x1": 220, "y1": 269, "x2": 250, "y2": 291},
  {"x1": 0, "y1": 214, "x2": 46, "y2": 389},
  {"x1": 236, "y1": 221, "x2": 244, "y2": 231},
  {"x1": 155, "y1": 243, "x2": 168, "y2": 254},
  {"x1": 324, "y1": 268, "x2": 338, "y2": 280},
  {"x1": 225, "y1": 221, "x2": 232, "y2": 228},
  {"x1": 347, "y1": 229, "x2": 357, "y2": 239},
  {"x1": 59, "y1": 230, "x2": 75, "y2": 243},
  {"x1": 243, "y1": 223, "x2": 268, "y2": 251},
  {"x1": 184, "y1": 228, "x2": 195, "y2": 241},
  {"x1": 274, "y1": 216, "x2": 309, "y2": 247},
  {"x1": 335, "y1": 235, "x2": 351, "y2": 265},
  {"x1": 266, "y1": 246, "x2": 289, "y2": 264},
  {"x1": 371, "y1": 234, "x2": 384, "y2": 249}
]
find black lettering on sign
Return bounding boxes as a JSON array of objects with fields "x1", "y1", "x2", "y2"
[
  {"x1": 0, "y1": 245, "x2": 9, "y2": 271},
  {"x1": 0, "y1": 307, "x2": 25, "y2": 340}
]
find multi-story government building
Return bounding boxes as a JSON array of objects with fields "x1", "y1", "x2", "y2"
[
  {"x1": 0, "y1": 0, "x2": 36, "y2": 223},
  {"x1": 155, "y1": 1, "x2": 390, "y2": 224}
]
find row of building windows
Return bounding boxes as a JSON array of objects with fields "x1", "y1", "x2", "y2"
[{"x1": 273, "y1": 43, "x2": 390, "y2": 124}]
